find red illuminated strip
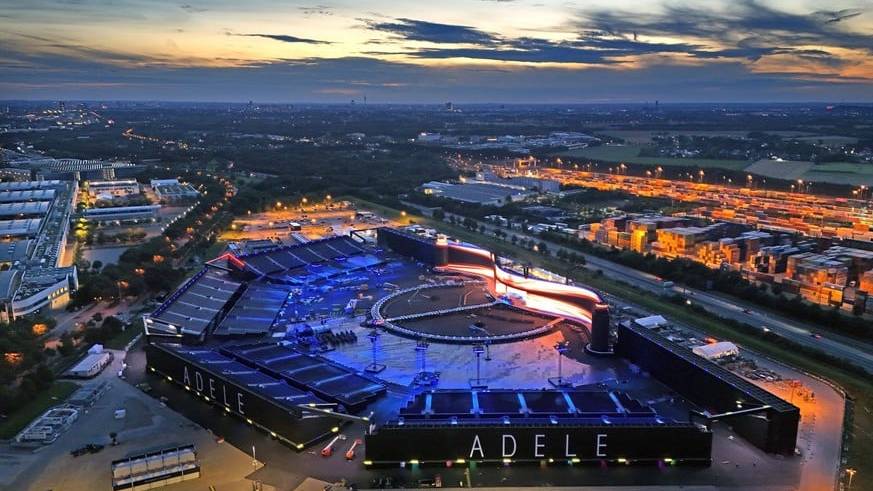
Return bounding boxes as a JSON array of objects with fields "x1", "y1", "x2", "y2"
[{"x1": 217, "y1": 252, "x2": 247, "y2": 269}]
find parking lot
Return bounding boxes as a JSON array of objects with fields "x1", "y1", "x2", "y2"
[{"x1": 1, "y1": 346, "x2": 257, "y2": 491}]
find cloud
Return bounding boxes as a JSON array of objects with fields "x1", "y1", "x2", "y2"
[
  {"x1": 576, "y1": 1, "x2": 873, "y2": 54},
  {"x1": 815, "y1": 9, "x2": 862, "y2": 24},
  {"x1": 299, "y1": 5, "x2": 333, "y2": 16},
  {"x1": 179, "y1": 4, "x2": 208, "y2": 14},
  {"x1": 3, "y1": 41, "x2": 871, "y2": 104},
  {"x1": 364, "y1": 18, "x2": 500, "y2": 45},
  {"x1": 363, "y1": 16, "x2": 704, "y2": 64},
  {"x1": 238, "y1": 34, "x2": 332, "y2": 45}
]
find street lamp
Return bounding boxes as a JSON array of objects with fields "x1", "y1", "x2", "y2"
[{"x1": 846, "y1": 468, "x2": 857, "y2": 490}]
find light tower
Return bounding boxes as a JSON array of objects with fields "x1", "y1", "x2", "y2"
[
  {"x1": 469, "y1": 344, "x2": 488, "y2": 389},
  {"x1": 364, "y1": 328, "x2": 385, "y2": 373},
  {"x1": 549, "y1": 340, "x2": 571, "y2": 387}
]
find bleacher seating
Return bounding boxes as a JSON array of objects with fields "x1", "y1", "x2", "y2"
[{"x1": 220, "y1": 343, "x2": 386, "y2": 410}]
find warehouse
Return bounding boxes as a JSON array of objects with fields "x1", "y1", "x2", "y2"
[{"x1": 0, "y1": 201, "x2": 51, "y2": 219}]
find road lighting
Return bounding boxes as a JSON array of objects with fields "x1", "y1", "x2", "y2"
[{"x1": 846, "y1": 468, "x2": 857, "y2": 490}]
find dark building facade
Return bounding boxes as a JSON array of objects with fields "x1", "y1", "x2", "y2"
[
  {"x1": 616, "y1": 321, "x2": 800, "y2": 455},
  {"x1": 365, "y1": 389, "x2": 712, "y2": 466}
]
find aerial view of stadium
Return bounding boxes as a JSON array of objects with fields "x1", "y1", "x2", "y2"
[{"x1": 125, "y1": 223, "x2": 808, "y2": 488}]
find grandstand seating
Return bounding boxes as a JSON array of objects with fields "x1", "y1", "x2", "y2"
[
  {"x1": 213, "y1": 283, "x2": 288, "y2": 336},
  {"x1": 220, "y1": 343, "x2": 386, "y2": 410},
  {"x1": 166, "y1": 346, "x2": 325, "y2": 410},
  {"x1": 237, "y1": 236, "x2": 367, "y2": 277}
]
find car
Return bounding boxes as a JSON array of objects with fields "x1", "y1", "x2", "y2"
[
  {"x1": 70, "y1": 444, "x2": 103, "y2": 457},
  {"x1": 70, "y1": 446, "x2": 89, "y2": 457},
  {"x1": 811, "y1": 332, "x2": 822, "y2": 339},
  {"x1": 742, "y1": 308, "x2": 752, "y2": 314}
]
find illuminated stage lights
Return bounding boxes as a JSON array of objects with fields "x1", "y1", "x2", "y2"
[{"x1": 440, "y1": 242, "x2": 602, "y2": 327}]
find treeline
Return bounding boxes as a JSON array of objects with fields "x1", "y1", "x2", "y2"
[
  {"x1": 539, "y1": 230, "x2": 873, "y2": 340},
  {"x1": 0, "y1": 316, "x2": 57, "y2": 416},
  {"x1": 229, "y1": 146, "x2": 452, "y2": 215},
  {"x1": 72, "y1": 168, "x2": 230, "y2": 306}
]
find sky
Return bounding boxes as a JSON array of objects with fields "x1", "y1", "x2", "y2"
[{"x1": 1, "y1": 0, "x2": 873, "y2": 103}]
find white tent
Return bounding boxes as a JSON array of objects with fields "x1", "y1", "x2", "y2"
[
  {"x1": 692, "y1": 341, "x2": 739, "y2": 360},
  {"x1": 634, "y1": 315, "x2": 669, "y2": 329}
]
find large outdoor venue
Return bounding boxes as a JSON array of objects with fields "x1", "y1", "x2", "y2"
[{"x1": 141, "y1": 225, "x2": 801, "y2": 481}]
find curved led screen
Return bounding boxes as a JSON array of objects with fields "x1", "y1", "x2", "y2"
[{"x1": 440, "y1": 242, "x2": 606, "y2": 327}]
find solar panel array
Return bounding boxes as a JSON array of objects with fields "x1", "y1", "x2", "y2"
[{"x1": 220, "y1": 343, "x2": 386, "y2": 410}]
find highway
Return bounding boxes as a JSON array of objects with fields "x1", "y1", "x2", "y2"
[
  {"x1": 578, "y1": 249, "x2": 873, "y2": 373},
  {"x1": 412, "y1": 206, "x2": 873, "y2": 375}
]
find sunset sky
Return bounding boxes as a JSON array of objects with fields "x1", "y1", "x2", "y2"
[{"x1": 2, "y1": 0, "x2": 873, "y2": 102}]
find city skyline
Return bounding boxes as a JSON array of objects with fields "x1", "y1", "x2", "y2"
[{"x1": 2, "y1": 0, "x2": 873, "y2": 102}]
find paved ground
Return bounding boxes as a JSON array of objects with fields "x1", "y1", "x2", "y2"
[{"x1": 0, "y1": 348, "x2": 257, "y2": 491}]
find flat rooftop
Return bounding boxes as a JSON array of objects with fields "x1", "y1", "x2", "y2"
[
  {"x1": 0, "y1": 218, "x2": 42, "y2": 237},
  {"x1": 0, "y1": 201, "x2": 50, "y2": 218},
  {"x1": 0, "y1": 180, "x2": 61, "y2": 191},
  {"x1": 0, "y1": 240, "x2": 31, "y2": 264},
  {"x1": 424, "y1": 181, "x2": 527, "y2": 203},
  {"x1": 0, "y1": 189, "x2": 55, "y2": 203}
]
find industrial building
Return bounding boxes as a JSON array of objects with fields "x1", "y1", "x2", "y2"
[
  {"x1": 82, "y1": 204, "x2": 161, "y2": 224},
  {"x1": 85, "y1": 179, "x2": 140, "y2": 199},
  {"x1": 0, "y1": 189, "x2": 55, "y2": 203},
  {"x1": 150, "y1": 178, "x2": 200, "y2": 202},
  {"x1": 420, "y1": 181, "x2": 531, "y2": 206},
  {"x1": 0, "y1": 180, "x2": 78, "y2": 320},
  {"x1": 0, "y1": 201, "x2": 51, "y2": 219}
]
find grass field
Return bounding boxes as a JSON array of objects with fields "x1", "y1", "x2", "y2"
[
  {"x1": 105, "y1": 321, "x2": 143, "y2": 350},
  {"x1": 557, "y1": 144, "x2": 751, "y2": 170},
  {"x1": 800, "y1": 162, "x2": 873, "y2": 186},
  {"x1": 350, "y1": 197, "x2": 870, "y2": 490},
  {"x1": 0, "y1": 381, "x2": 79, "y2": 439}
]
